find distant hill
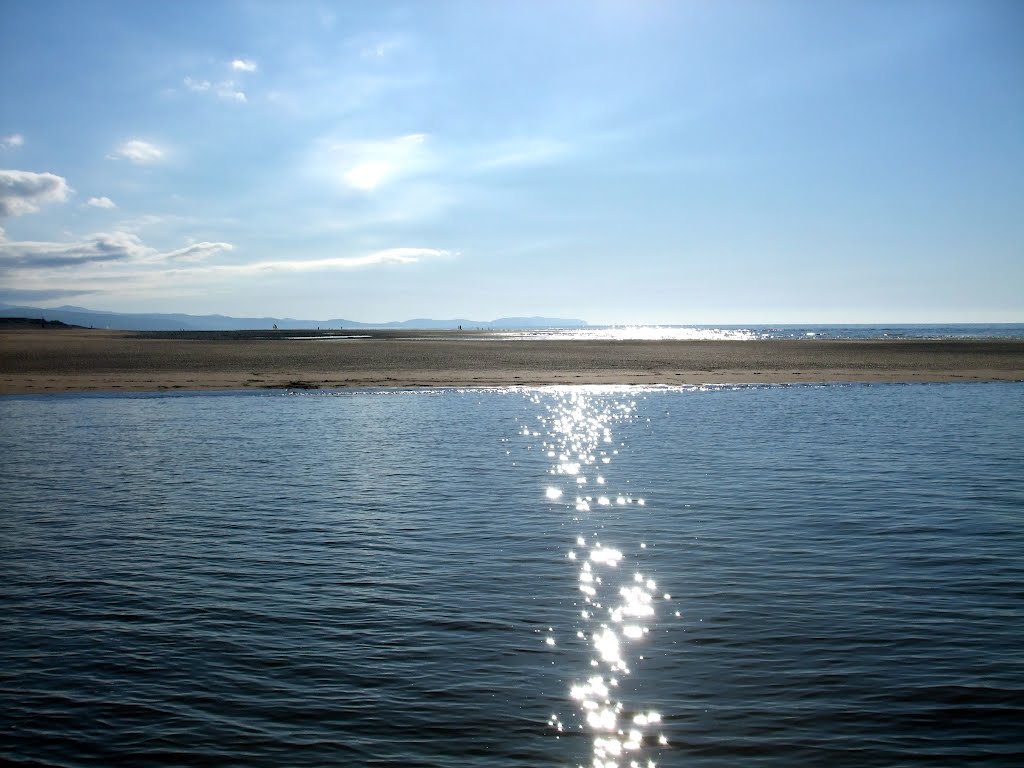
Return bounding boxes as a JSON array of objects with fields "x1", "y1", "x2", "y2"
[{"x1": 0, "y1": 304, "x2": 589, "y2": 331}]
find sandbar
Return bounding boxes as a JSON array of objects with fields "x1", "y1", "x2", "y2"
[{"x1": 1, "y1": 328, "x2": 1022, "y2": 394}]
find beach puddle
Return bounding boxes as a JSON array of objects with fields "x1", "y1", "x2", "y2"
[{"x1": 521, "y1": 389, "x2": 671, "y2": 768}]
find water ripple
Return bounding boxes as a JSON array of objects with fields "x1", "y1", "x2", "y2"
[{"x1": 1, "y1": 383, "x2": 1022, "y2": 766}]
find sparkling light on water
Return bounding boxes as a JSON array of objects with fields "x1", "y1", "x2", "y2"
[
  {"x1": 498, "y1": 325, "x2": 759, "y2": 341},
  {"x1": 527, "y1": 389, "x2": 671, "y2": 767}
]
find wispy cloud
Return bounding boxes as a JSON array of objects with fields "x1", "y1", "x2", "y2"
[
  {"x1": 162, "y1": 241, "x2": 236, "y2": 263},
  {"x1": 184, "y1": 75, "x2": 246, "y2": 103},
  {"x1": 0, "y1": 170, "x2": 71, "y2": 217},
  {"x1": 3, "y1": 218, "x2": 453, "y2": 305},
  {"x1": 112, "y1": 212, "x2": 240, "y2": 235},
  {"x1": 86, "y1": 196, "x2": 117, "y2": 209},
  {"x1": 186, "y1": 247, "x2": 451, "y2": 275},
  {"x1": 230, "y1": 58, "x2": 258, "y2": 73},
  {"x1": 0, "y1": 231, "x2": 232, "y2": 269},
  {"x1": 0, "y1": 231, "x2": 152, "y2": 268},
  {"x1": 318, "y1": 132, "x2": 570, "y2": 192},
  {"x1": 218, "y1": 87, "x2": 247, "y2": 103},
  {"x1": 1, "y1": 134, "x2": 25, "y2": 150},
  {"x1": 320, "y1": 133, "x2": 431, "y2": 192},
  {"x1": 110, "y1": 139, "x2": 165, "y2": 164},
  {"x1": 114, "y1": 213, "x2": 169, "y2": 233},
  {"x1": 474, "y1": 138, "x2": 570, "y2": 171},
  {"x1": 184, "y1": 76, "x2": 211, "y2": 92},
  {"x1": 359, "y1": 39, "x2": 402, "y2": 59},
  {"x1": 2, "y1": 226, "x2": 445, "y2": 278}
]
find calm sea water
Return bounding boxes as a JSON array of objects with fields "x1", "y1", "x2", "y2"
[
  {"x1": 498, "y1": 323, "x2": 1024, "y2": 341},
  {"x1": 2, "y1": 384, "x2": 1022, "y2": 767}
]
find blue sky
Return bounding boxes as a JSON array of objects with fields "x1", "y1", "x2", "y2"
[{"x1": 1, "y1": 0, "x2": 1021, "y2": 323}]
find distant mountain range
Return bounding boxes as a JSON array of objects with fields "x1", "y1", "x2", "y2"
[{"x1": 0, "y1": 304, "x2": 589, "y2": 331}]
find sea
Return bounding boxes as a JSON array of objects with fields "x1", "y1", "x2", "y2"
[
  {"x1": 494, "y1": 323, "x2": 1024, "y2": 341},
  {"x1": 1, "y1": 330, "x2": 1023, "y2": 767}
]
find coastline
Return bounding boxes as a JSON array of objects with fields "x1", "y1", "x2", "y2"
[{"x1": 2, "y1": 328, "x2": 1022, "y2": 394}]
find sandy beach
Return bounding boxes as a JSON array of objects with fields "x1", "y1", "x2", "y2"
[{"x1": 1, "y1": 328, "x2": 1022, "y2": 394}]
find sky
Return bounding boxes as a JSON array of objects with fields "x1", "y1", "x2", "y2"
[{"x1": 1, "y1": 0, "x2": 1022, "y2": 324}]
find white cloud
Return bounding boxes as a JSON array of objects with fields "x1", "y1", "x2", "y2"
[
  {"x1": 0, "y1": 232, "x2": 444, "y2": 277},
  {"x1": 360, "y1": 40, "x2": 401, "y2": 59},
  {"x1": 0, "y1": 170, "x2": 71, "y2": 217},
  {"x1": 199, "y1": 247, "x2": 451, "y2": 274},
  {"x1": 324, "y1": 133, "x2": 430, "y2": 192},
  {"x1": 184, "y1": 76, "x2": 211, "y2": 92},
  {"x1": 183, "y1": 75, "x2": 246, "y2": 104},
  {"x1": 218, "y1": 88, "x2": 247, "y2": 103},
  {"x1": 3, "y1": 230, "x2": 448, "y2": 304},
  {"x1": 1, "y1": 134, "x2": 25, "y2": 150},
  {"x1": 231, "y1": 58, "x2": 258, "y2": 73},
  {"x1": 86, "y1": 196, "x2": 117, "y2": 209},
  {"x1": 162, "y1": 241, "x2": 235, "y2": 262},
  {"x1": 344, "y1": 161, "x2": 392, "y2": 191},
  {"x1": 110, "y1": 139, "x2": 165, "y2": 164},
  {"x1": 0, "y1": 231, "x2": 232, "y2": 269},
  {"x1": 0, "y1": 231, "x2": 151, "y2": 268}
]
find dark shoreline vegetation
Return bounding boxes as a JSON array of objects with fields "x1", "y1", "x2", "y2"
[{"x1": 0, "y1": 317, "x2": 83, "y2": 329}]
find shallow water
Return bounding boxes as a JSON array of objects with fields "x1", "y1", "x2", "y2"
[
  {"x1": 496, "y1": 323, "x2": 1024, "y2": 341},
  {"x1": 1, "y1": 383, "x2": 1022, "y2": 766}
]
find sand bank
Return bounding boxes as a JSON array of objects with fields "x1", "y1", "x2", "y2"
[{"x1": 1, "y1": 329, "x2": 1022, "y2": 394}]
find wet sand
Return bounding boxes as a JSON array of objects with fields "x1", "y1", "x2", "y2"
[{"x1": 1, "y1": 328, "x2": 1022, "y2": 394}]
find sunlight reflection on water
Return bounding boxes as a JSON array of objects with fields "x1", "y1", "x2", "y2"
[
  {"x1": 498, "y1": 326, "x2": 757, "y2": 341},
  {"x1": 524, "y1": 389, "x2": 671, "y2": 768}
]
